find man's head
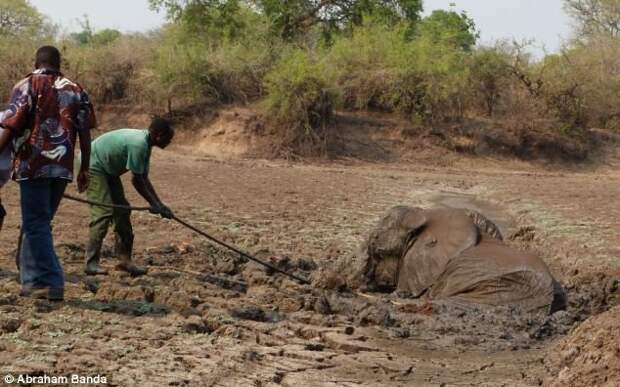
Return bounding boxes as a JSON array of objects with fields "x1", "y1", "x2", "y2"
[
  {"x1": 148, "y1": 117, "x2": 174, "y2": 149},
  {"x1": 35, "y1": 46, "x2": 61, "y2": 71}
]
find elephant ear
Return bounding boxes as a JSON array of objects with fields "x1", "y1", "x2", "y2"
[{"x1": 400, "y1": 207, "x2": 427, "y2": 235}]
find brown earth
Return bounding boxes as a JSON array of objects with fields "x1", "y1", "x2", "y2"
[{"x1": 0, "y1": 109, "x2": 619, "y2": 386}]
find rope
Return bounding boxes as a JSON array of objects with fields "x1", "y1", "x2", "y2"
[{"x1": 62, "y1": 193, "x2": 310, "y2": 285}]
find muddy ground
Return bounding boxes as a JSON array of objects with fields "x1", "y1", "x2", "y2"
[{"x1": 0, "y1": 143, "x2": 619, "y2": 386}]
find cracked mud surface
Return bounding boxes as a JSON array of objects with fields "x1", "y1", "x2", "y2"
[{"x1": 0, "y1": 149, "x2": 619, "y2": 386}]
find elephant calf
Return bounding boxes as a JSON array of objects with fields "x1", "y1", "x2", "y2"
[{"x1": 345, "y1": 206, "x2": 565, "y2": 312}]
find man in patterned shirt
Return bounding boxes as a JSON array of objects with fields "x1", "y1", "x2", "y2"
[{"x1": 0, "y1": 46, "x2": 96, "y2": 301}]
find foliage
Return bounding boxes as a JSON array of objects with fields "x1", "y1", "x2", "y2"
[
  {"x1": 326, "y1": 17, "x2": 470, "y2": 122},
  {"x1": 564, "y1": 0, "x2": 620, "y2": 39},
  {"x1": 469, "y1": 46, "x2": 512, "y2": 116},
  {"x1": 262, "y1": 49, "x2": 337, "y2": 155},
  {"x1": 152, "y1": 15, "x2": 281, "y2": 110},
  {"x1": 415, "y1": 9, "x2": 478, "y2": 50},
  {"x1": 0, "y1": 37, "x2": 40, "y2": 101},
  {"x1": 150, "y1": 0, "x2": 248, "y2": 40},
  {"x1": 149, "y1": 0, "x2": 423, "y2": 41},
  {"x1": 1, "y1": 0, "x2": 619, "y2": 154},
  {"x1": 70, "y1": 17, "x2": 122, "y2": 46},
  {"x1": 0, "y1": 0, "x2": 45, "y2": 37},
  {"x1": 543, "y1": 36, "x2": 620, "y2": 130},
  {"x1": 62, "y1": 35, "x2": 158, "y2": 104}
]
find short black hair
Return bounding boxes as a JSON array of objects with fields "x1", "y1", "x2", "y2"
[
  {"x1": 148, "y1": 116, "x2": 174, "y2": 138},
  {"x1": 35, "y1": 46, "x2": 61, "y2": 70}
]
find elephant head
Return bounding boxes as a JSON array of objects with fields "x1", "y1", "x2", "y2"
[
  {"x1": 363, "y1": 206, "x2": 494, "y2": 295},
  {"x1": 364, "y1": 206, "x2": 428, "y2": 291}
]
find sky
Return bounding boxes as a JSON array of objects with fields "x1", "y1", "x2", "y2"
[
  {"x1": 424, "y1": 0, "x2": 574, "y2": 54},
  {"x1": 30, "y1": 0, "x2": 574, "y2": 54}
]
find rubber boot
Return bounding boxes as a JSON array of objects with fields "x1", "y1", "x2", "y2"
[
  {"x1": 114, "y1": 233, "x2": 147, "y2": 277},
  {"x1": 84, "y1": 238, "x2": 109, "y2": 275},
  {"x1": 20, "y1": 287, "x2": 64, "y2": 301}
]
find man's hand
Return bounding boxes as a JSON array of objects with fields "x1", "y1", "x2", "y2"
[
  {"x1": 77, "y1": 170, "x2": 89, "y2": 193},
  {"x1": 149, "y1": 203, "x2": 174, "y2": 219},
  {"x1": 158, "y1": 204, "x2": 174, "y2": 219}
]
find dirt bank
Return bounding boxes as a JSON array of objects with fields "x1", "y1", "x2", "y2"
[{"x1": 173, "y1": 106, "x2": 609, "y2": 162}]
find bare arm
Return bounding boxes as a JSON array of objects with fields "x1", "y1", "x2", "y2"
[
  {"x1": 0, "y1": 129, "x2": 11, "y2": 154},
  {"x1": 132, "y1": 173, "x2": 159, "y2": 207},
  {"x1": 78, "y1": 129, "x2": 91, "y2": 172},
  {"x1": 131, "y1": 173, "x2": 173, "y2": 218},
  {"x1": 132, "y1": 173, "x2": 173, "y2": 218},
  {"x1": 76, "y1": 129, "x2": 91, "y2": 192}
]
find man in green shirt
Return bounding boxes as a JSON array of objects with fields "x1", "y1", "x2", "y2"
[{"x1": 84, "y1": 117, "x2": 174, "y2": 276}]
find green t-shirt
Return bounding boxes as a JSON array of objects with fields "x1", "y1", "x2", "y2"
[{"x1": 90, "y1": 129, "x2": 151, "y2": 176}]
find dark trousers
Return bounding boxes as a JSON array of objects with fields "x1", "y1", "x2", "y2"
[{"x1": 19, "y1": 178, "x2": 67, "y2": 290}]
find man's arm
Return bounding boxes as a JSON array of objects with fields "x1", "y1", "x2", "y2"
[
  {"x1": 76, "y1": 89, "x2": 96, "y2": 193},
  {"x1": 77, "y1": 129, "x2": 91, "y2": 193},
  {"x1": 131, "y1": 173, "x2": 173, "y2": 218},
  {"x1": 0, "y1": 199, "x2": 6, "y2": 232},
  {"x1": 0, "y1": 129, "x2": 11, "y2": 154}
]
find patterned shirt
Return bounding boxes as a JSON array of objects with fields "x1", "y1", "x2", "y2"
[{"x1": 0, "y1": 68, "x2": 96, "y2": 181}]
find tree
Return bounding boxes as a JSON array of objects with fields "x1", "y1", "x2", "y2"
[
  {"x1": 564, "y1": 0, "x2": 620, "y2": 38},
  {"x1": 416, "y1": 10, "x2": 478, "y2": 50},
  {"x1": 469, "y1": 47, "x2": 511, "y2": 116},
  {"x1": 257, "y1": 0, "x2": 423, "y2": 39},
  {"x1": 149, "y1": 0, "x2": 252, "y2": 40},
  {"x1": 0, "y1": 0, "x2": 43, "y2": 36},
  {"x1": 149, "y1": 0, "x2": 423, "y2": 40},
  {"x1": 70, "y1": 16, "x2": 122, "y2": 46}
]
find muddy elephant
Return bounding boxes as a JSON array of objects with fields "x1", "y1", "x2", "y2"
[{"x1": 330, "y1": 206, "x2": 565, "y2": 313}]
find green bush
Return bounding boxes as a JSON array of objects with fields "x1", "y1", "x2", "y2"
[
  {"x1": 262, "y1": 49, "x2": 337, "y2": 155},
  {"x1": 325, "y1": 18, "x2": 470, "y2": 123},
  {"x1": 469, "y1": 46, "x2": 513, "y2": 116},
  {"x1": 325, "y1": 20, "x2": 403, "y2": 111},
  {"x1": 392, "y1": 36, "x2": 470, "y2": 122},
  {"x1": 152, "y1": 13, "x2": 281, "y2": 111}
]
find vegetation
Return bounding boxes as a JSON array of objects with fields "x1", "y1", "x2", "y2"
[{"x1": 0, "y1": 0, "x2": 619, "y2": 156}]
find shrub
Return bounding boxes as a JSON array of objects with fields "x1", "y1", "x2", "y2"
[
  {"x1": 325, "y1": 20, "x2": 403, "y2": 111},
  {"x1": 151, "y1": 14, "x2": 282, "y2": 111},
  {"x1": 543, "y1": 36, "x2": 620, "y2": 131},
  {"x1": 262, "y1": 49, "x2": 337, "y2": 156},
  {"x1": 468, "y1": 46, "x2": 513, "y2": 116},
  {"x1": 62, "y1": 34, "x2": 157, "y2": 105},
  {"x1": 326, "y1": 19, "x2": 470, "y2": 123},
  {"x1": 0, "y1": 38, "x2": 40, "y2": 101}
]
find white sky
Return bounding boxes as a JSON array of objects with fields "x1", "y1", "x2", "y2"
[
  {"x1": 30, "y1": 0, "x2": 574, "y2": 54},
  {"x1": 30, "y1": 0, "x2": 166, "y2": 33},
  {"x1": 424, "y1": 0, "x2": 573, "y2": 54}
]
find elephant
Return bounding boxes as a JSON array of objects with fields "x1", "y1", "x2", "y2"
[{"x1": 327, "y1": 206, "x2": 565, "y2": 313}]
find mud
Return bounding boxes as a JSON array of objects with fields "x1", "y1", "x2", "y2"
[
  {"x1": 63, "y1": 239, "x2": 614, "y2": 357},
  {"x1": 543, "y1": 305, "x2": 620, "y2": 386},
  {"x1": 0, "y1": 149, "x2": 619, "y2": 385}
]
